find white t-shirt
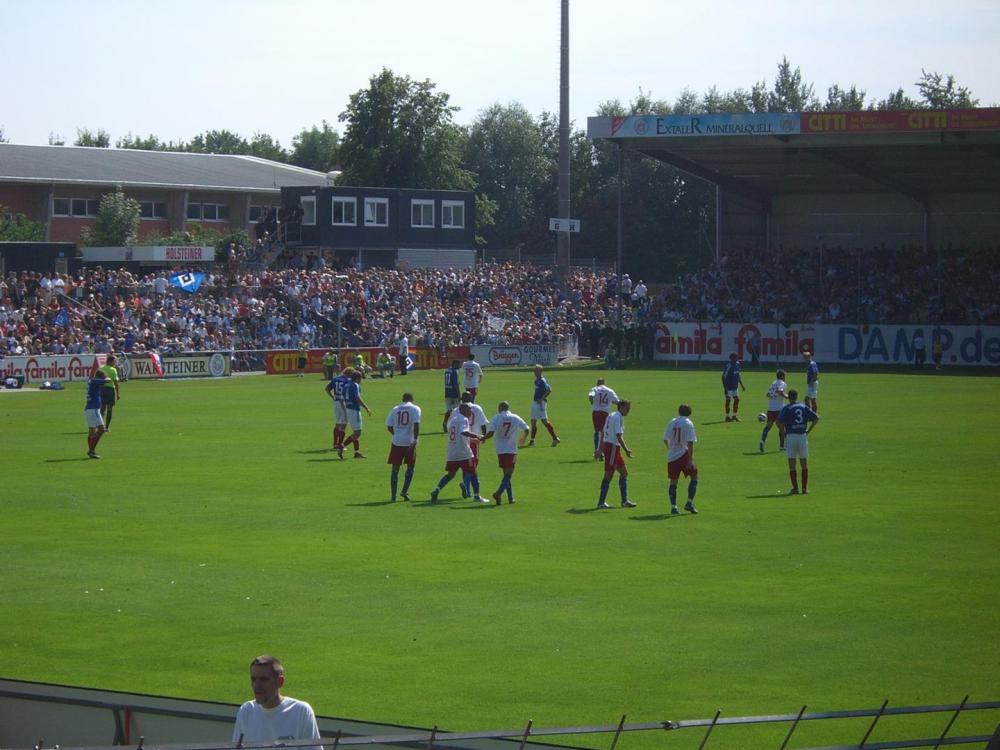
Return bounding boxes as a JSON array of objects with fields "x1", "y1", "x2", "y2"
[
  {"x1": 232, "y1": 697, "x2": 320, "y2": 748},
  {"x1": 446, "y1": 412, "x2": 473, "y2": 461},
  {"x1": 602, "y1": 411, "x2": 625, "y2": 445},
  {"x1": 663, "y1": 416, "x2": 697, "y2": 461},
  {"x1": 588, "y1": 384, "x2": 619, "y2": 413},
  {"x1": 488, "y1": 411, "x2": 529, "y2": 454},
  {"x1": 767, "y1": 379, "x2": 787, "y2": 411},
  {"x1": 462, "y1": 359, "x2": 483, "y2": 388},
  {"x1": 386, "y1": 402, "x2": 421, "y2": 446},
  {"x1": 466, "y1": 403, "x2": 488, "y2": 434}
]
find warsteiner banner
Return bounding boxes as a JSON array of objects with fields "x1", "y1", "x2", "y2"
[
  {"x1": 653, "y1": 322, "x2": 1000, "y2": 366},
  {"x1": 122, "y1": 352, "x2": 232, "y2": 379}
]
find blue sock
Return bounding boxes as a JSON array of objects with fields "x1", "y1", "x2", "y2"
[
  {"x1": 469, "y1": 475, "x2": 480, "y2": 496},
  {"x1": 688, "y1": 479, "x2": 698, "y2": 501},
  {"x1": 669, "y1": 485, "x2": 677, "y2": 505},
  {"x1": 390, "y1": 471, "x2": 398, "y2": 498},
  {"x1": 618, "y1": 476, "x2": 628, "y2": 501},
  {"x1": 599, "y1": 478, "x2": 610, "y2": 503},
  {"x1": 593, "y1": 432, "x2": 600, "y2": 451},
  {"x1": 402, "y1": 467, "x2": 414, "y2": 493},
  {"x1": 505, "y1": 476, "x2": 514, "y2": 499},
  {"x1": 761, "y1": 425, "x2": 770, "y2": 442},
  {"x1": 436, "y1": 474, "x2": 452, "y2": 491}
]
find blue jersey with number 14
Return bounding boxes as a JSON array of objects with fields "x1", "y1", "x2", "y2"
[{"x1": 777, "y1": 402, "x2": 818, "y2": 434}]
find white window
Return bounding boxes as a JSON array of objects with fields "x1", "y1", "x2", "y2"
[
  {"x1": 333, "y1": 197, "x2": 357, "y2": 226},
  {"x1": 442, "y1": 200, "x2": 465, "y2": 229},
  {"x1": 140, "y1": 201, "x2": 167, "y2": 219},
  {"x1": 53, "y1": 198, "x2": 71, "y2": 216},
  {"x1": 364, "y1": 197, "x2": 388, "y2": 227},
  {"x1": 411, "y1": 199, "x2": 435, "y2": 228},
  {"x1": 187, "y1": 202, "x2": 229, "y2": 221},
  {"x1": 68, "y1": 198, "x2": 100, "y2": 217},
  {"x1": 300, "y1": 196, "x2": 316, "y2": 225}
]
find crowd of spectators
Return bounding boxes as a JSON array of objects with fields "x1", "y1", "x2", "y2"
[{"x1": 2, "y1": 244, "x2": 997, "y2": 365}]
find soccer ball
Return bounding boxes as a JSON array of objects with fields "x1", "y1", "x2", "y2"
[{"x1": 757, "y1": 412, "x2": 767, "y2": 422}]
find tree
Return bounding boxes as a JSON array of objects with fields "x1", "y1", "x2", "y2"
[
  {"x1": 766, "y1": 57, "x2": 819, "y2": 112},
  {"x1": 186, "y1": 130, "x2": 250, "y2": 155},
  {"x1": 916, "y1": 69, "x2": 979, "y2": 108},
  {"x1": 81, "y1": 190, "x2": 140, "y2": 246},
  {"x1": 48, "y1": 132, "x2": 66, "y2": 146},
  {"x1": 465, "y1": 103, "x2": 548, "y2": 248},
  {"x1": 824, "y1": 84, "x2": 867, "y2": 111},
  {"x1": 0, "y1": 206, "x2": 45, "y2": 241},
  {"x1": 248, "y1": 132, "x2": 288, "y2": 162},
  {"x1": 117, "y1": 133, "x2": 174, "y2": 150},
  {"x1": 876, "y1": 88, "x2": 921, "y2": 111},
  {"x1": 473, "y1": 193, "x2": 498, "y2": 249},
  {"x1": 75, "y1": 128, "x2": 111, "y2": 147},
  {"x1": 0, "y1": 127, "x2": 8, "y2": 143},
  {"x1": 338, "y1": 68, "x2": 474, "y2": 189},
  {"x1": 290, "y1": 121, "x2": 340, "y2": 172}
]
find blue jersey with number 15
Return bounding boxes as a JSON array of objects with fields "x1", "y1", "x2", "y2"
[{"x1": 326, "y1": 374, "x2": 351, "y2": 402}]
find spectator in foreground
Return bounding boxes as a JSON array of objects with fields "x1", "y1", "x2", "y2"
[{"x1": 232, "y1": 655, "x2": 321, "y2": 748}]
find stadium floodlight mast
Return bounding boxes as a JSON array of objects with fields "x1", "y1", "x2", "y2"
[{"x1": 335, "y1": 274, "x2": 349, "y2": 359}]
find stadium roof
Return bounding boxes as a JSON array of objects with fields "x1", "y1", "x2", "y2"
[
  {"x1": 587, "y1": 108, "x2": 1000, "y2": 208},
  {"x1": 0, "y1": 143, "x2": 329, "y2": 193}
]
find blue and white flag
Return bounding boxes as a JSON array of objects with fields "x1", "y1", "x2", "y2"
[
  {"x1": 53, "y1": 309, "x2": 70, "y2": 327},
  {"x1": 169, "y1": 271, "x2": 205, "y2": 293},
  {"x1": 404, "y1": 355, "x2": 415, "y2": 372}
]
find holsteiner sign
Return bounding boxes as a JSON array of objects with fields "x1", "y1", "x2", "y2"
[
  {"x1": 121, "y1": 351, "x2": 232, "y2": 379},
  {"x1": 653, "y1": 322, "x2": 1000, "y2": 367},
  {"x1": 0, "y1": 354, "x2": 103, "y2": 383},
  {"x1": 81, "y1": 246, "x2": 215, "y2": 264},
  {"x1": 471, "y1": 344, "x2": 561, "y2": 367}
]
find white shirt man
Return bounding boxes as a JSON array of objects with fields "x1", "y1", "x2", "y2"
[
  {"x1": 761, "y1": 369, "x2": 789, "y2": 453},
  {"x1": 386, "y1": 400, "x2": 421, "y2": 447},
  {"x1": 233, "y1": 656, "x2": 320, "y2": 750},
  {"x1": 445, "y1": 411, "x2": 474, "y2": 463},
  {"x1": 386, "y1": 395, "x2": 421, "y2": 502},
  {"x1": 462, "y1": 356, "x2": 483, "y2": 395},
  {"x1": 484, "y1": 402, "x2": 530, "y2": 505},
  {"x1": 663, "y1": 404, "x2": 699, "y2": 514},
  {"x1": 588, "y1": 379, "x2": 619, "y2": 459}
]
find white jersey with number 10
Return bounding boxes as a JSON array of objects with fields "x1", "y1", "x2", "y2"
[{"x1": 386, "y1": 403, "x2": 421, "y2": 446}]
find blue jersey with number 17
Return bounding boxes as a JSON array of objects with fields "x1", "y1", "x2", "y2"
[
  {"x1": 777, "y1": 402, "x2": 818, "y2": 434},
  {"x1": 444, "y1": 367, "x2": 460, "y2": 398}
]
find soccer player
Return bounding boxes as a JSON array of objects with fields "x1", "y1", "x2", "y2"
[
  {"x1": 597, "y1": 400, "x2": 636, "y2": 509},
  {"x1": 386, "y1": 393, "x2": 421, "y2": 502},
  {"x1": 462, "y1": 353, "x2": 483, "y2": 401},
  {"x1": 529, "y1": 365, "x2": 560, "y2": 447},
  {"x1": 664, "y1": 404, "x2": 699, "y2": 514},
  {"x1": 760, "y1": 369, "x2": 789, "y2": 453},
  {"x1": 460, "y1": 391, "x2": 488, "y2": 499},
  {"x1": 483, "y1": 401, "x2": 530, "y2": 505},
  {"x1": 777, "y1": 389, "x2": 819, "y2": 494},
  {"x1": 339, "y1": 370, "x2": 372, "y2": 459},
  {"x1": 430, "y1": 403, "x2": 485, "y2": 503},
  {"x1": 443, "y1": 359, "x2": 461, "y2": 431},
  {"x1": 803, "y1": 350, "x2": 819, "y2": 413},
  {"x1": 98, "y1": 353, "x2": 121, "y2": 431},
  {"x1": 721, "y1": 353, "x2": 745, "y2": 422},
  {"x1": 232, "y1": 655, "x2": 320, "y2": 750},
  {"x1": 84, "y1": 369, "x2": 108, "y2": 458},
  {"x1": 325, "y1": 367, "x2": 353, "y2": 451},
  {"x1": 588, "y1": 378, "x2": 619, "y2": 459}
]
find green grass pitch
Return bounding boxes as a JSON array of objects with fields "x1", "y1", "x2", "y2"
[{"x1": 3, "y1": 365, "x2": 999, "y2": 748}]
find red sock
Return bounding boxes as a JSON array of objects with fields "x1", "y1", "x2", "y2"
[
  {"x1": 87, "y1": 435, "x2": 95, "y2": 451},
  {"x1": 802, "y1": 468, "x2": 808, "y2": 491},
  {"x1": 334, "y1": 427, "x2": 344, "y2": 447},
  {"x1": 789, "y1": 470, "x2": 798, "y2": 490}
]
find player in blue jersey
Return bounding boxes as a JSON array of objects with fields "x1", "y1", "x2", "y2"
[
  {"x1": 777, "y1": 389, "x2": 819, "y2": 495},
  {"x1": 442, "y1": 359, "x2": 461, "y2": 431},
  {"x1": 325, "y1": 368, "x2": 354, "y2": 451},
  {"x1": 721, "y1": 353, "x2": 746, "y2": 421},
  {"x1": 84, "y1": 370, "x2": 108, "y2": 458},
  {"x1": 338, "y1": 370, "x2": 372, "y2": 459},
  {"x1": 803, "y1": 350, "x2": 819, "y2": 413},
  {"x1": 528, "y1": 365, "x2": 560, "y2": 447}
]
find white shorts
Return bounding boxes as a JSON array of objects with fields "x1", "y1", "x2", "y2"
[
  {"x1": 85, "y1": 408, "x2": 104, "y2": 429},
  {"x1": 444, "y1": 397, "x2": 460, "y2": 412},
  {"x1": 333, "y1": 401, "x2": 348, "y2": 424},
  {"x1": 531, "y1": 400, "x2": 548, "y2": 421},
  {"x1": 785, "y1": 433, "x2": 809, "y2": 459},
  {"x1": 806, "y1": 383, "x2": 818, "y2": 399},
  {"x1": 346, "y1": 408, "x2": 363, "y2": 431},
  {"x1": 725, "y1": 389, "x2": 740, "y2": 398}
]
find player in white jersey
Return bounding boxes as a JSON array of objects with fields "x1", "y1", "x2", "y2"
[
  {"x1": 385, "y1": 393, "x2": 421, "y2": 502},
  {"x1": 588, "y1": 378, "x2": 619, "y2": 459},
  {"x1": 430, "y1": 403, "x2": 485, "y2": 503},
  {"x1": 483, "y1": 401, "x2": 530, "y2": 505},
  {"x1": 760, "y1": 369, "x2": 789, "y2": 453},
  {"x1": 462, "y1": 353, "x2": 484, "y2": 400},
  {"x1": 460, "y1": 391, "x2": 488, "y2": 499},
  {"x1": 597, "y1": 400, "x2": 636, "y2": 509},
  {"x1": 663, "y1": 403, "x2": 699, "y2": 515}
]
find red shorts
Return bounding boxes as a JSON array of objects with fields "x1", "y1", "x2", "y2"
[
  {"x1": 767, "y1": 410, "x2": 780, "y2": 423},
  {"x1": 497, "y1": 453, "x2": 517, "y2": 470},
  {"x1": 470, "y1": 440, "x2": 480, "y2": 462},
  {"x1": 667, "y1": 451, "x2": 697, "y2": 481},
  {"x1": 386, "y1": 444, "x2": 416, "y2": 466},
  {"x1": 592, "y1": 410, "x2": 609, "y2": 433},
  {"x1": 602, "y1": 442, "x2": 625, "y2": 472},
  {"x1": 445, "y1": 458, "x2": 475, "y2": 474}
]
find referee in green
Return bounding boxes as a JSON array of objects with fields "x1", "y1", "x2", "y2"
[{"x1": 98, "y1": 354, "x2": 121, "y2": 431}]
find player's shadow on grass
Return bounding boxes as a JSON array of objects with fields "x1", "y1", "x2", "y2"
[
  {"x1": 629, "y1": 513, "x2": 680, "y2": 521},
  {"x1": 702, "y1": 419, "x2": 729, "y2": 426},
  {"x1": 347, "y1": 500, "x2": 397, "y2": 507},
  {"x1": 61, "y1": 431, "x2": 89, "y2": 435},
  {"x1": 559, "y1": 459, "x2": 595, "y2": 464},
  {"x1": 306, "y1": 458, "x2": 343, "y2": 463},
  {"x1": 44, "y1": 457, "x2": 94, "y2": 463},
  {"x1": 745, "y1": 493, "x2": 792, "y2": 499},
  {"x1": 297, "y1": 448, "x2": 337, "y2": 455},
  {"x1": 566, "y1": 507, "x2": 608, "y2": 514}
]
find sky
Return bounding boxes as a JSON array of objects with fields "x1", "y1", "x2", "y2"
[{"x1": 2, "y1": 0, "x2": 999, "y2": 148}]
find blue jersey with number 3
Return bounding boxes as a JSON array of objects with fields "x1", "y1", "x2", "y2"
[{"x1": 777, "y1": 402, "x2": 818, "y2": 434}]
